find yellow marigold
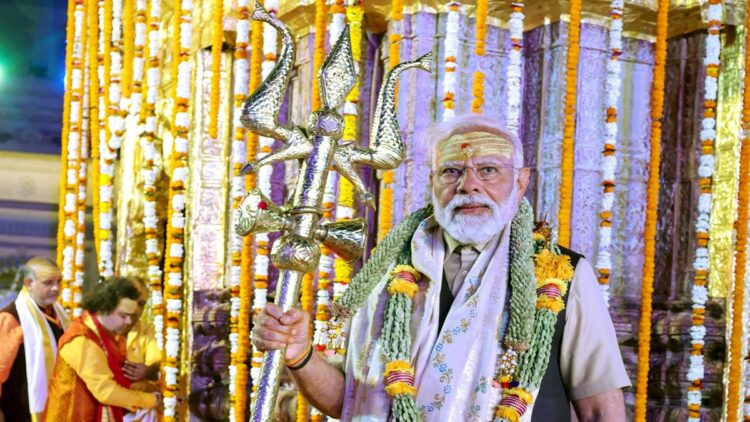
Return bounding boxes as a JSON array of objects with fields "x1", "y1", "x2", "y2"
[
  {"x1": 385, "y1": 360, "x2": 414, "y2": 375},
  {"x1": 495, "y1": 406, "x2": 521, "y2": 422},
  {"x1": 385, "y1": 381, "x2": 416, "y2": 397},
  {"x1": 535, "y1": 249, "x2": 574, "y2": 281},
  {"x1": 504, "y1": 387, "x2": 534, "y2": 403},
  {"x1": 537, "y1": 295, "x2": 565, "y2": 313},
  {"x1": 388, "y1": 278, "x2": 418, "y2": 298}
]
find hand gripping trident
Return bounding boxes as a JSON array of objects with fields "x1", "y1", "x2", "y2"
[{"x1": 235, "y1": 2, "x2": 431, "y2": 420}]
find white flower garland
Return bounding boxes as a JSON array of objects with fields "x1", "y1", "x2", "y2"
[
  {"x1": 141, "y1": 0, "x2": 164, "y2": 351},
  {"x1": 99, "y1": 0, "x2": 125, "y2": 279},
  {"x1": 162, "y1": 0, "x2": 193, "y2": 419},
  {"x1": 73, "y1": 57, "x2": 89, "y2": 318},
  {"x1": 127, "y1": 0, "x2": 147, "y2": 116},
  {"x1": 595, "y1": 0, "x2": 623, "y2": 307},
  {"x1": 227, "y1": 1, "x2": 249, "y2": 420},
  {"x1": 506, "y1": 1, "x2": 524, "y2": 134},
  {"x1": 686, "y1": 2, "x2": 722, "y2": 420},
  {"x1": 441, "y1": 1, "x2": 461, "y2": 121},
  {"x1": 61, "y1": 0, "x2": 87, "y2": 314}
]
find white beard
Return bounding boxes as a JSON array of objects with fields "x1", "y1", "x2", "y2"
[{"x1": 432, "y1": 190, "x2": 519, "y2": 245}]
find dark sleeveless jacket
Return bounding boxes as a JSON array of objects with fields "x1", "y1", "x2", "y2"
[{"x1": 0, "y1": 302, "x2": 65, "y2": 422}]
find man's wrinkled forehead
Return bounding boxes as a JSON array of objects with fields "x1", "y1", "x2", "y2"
[{"x1": 436, "y1": 131, "x2": 513, "y2": 165}]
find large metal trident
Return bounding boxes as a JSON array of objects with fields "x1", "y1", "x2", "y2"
[{"x1": 235, "y1": 2, "x2": 431, "y2": 420}]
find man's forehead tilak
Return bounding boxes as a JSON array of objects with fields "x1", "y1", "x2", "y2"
[{"x1": 436, "y1": 131, "x2": 513, "y2": 165}]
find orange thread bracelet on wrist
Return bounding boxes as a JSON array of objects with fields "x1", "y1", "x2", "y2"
[{"x1": 286, "y1": 345, "x2": 314, "y2": 370}]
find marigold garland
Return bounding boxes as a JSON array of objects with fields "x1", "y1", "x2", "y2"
[
  {"x1": 72, "y1": 2, "x2": 90, "y2": 318},
  {"x1": 60, "y1": 0, "x2": 87, "y2": 315},
  {"x1": 727, "y1": 0, "x2": 750, "y2": 417},
  {"x1": 121, "y1": 0, "x2": 134, "y2": 99},
  {"x1": 311, "y1": 0, "x2": 326, "y2": 110},
  {"x1": 441, "y1": 2, "x2": 461, "y2": 121},
  {"x1": 208, "y1": 0, "x2": 224, "y2": 139},
  {"x1": 227, "y1": 0, "x2": 250, "y2": 420},
  {"x1": 595, "y1": 0, "x2": 624, "y2": 307},
  {"x1": 504, "y1": 1, "x2": 524, "y2": 135},
  {"x1": 296, "y1": 272, "x2": 315, "y2": 422},
  {"x1": 687, "y1": 2, "x2": 722, "y2": 419},
  {"x1": 141, "y1": 0, "x2": 164, "y2": 352},
  {"x1": 161, "y1": 0, "x2": 193, "y2": 419},
  {"x1": 244, "y1": 2, "x2": 264, "y2": 397},
  {"x1": 128, "y1": 0, "x2": 146, "y2": 116},
  {"x1": 556, "y1": 0, "x2": 581, "y2": 248},
  {"x1": 85, "y1": 0, "x2": 100, "y2": 282},
  {"x1": 634, "y1": 0, "x2": 670, "y2": 419},
  {"x1": 470, "y1": 0, "x2": 487, "y2": 114}
]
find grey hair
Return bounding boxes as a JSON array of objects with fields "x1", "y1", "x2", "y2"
[
  {"x1": 416, "y1": 113, "x2": 524, "y2": 170},
  {"x1": 15, "y1": 257, "x2": 58, "y2": 285}
]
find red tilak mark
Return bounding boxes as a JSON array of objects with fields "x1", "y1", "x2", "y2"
[{"x1": 258, "y1": 201, "x2": 268, "y2": 210}]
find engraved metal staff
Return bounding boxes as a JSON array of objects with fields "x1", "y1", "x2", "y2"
[{"x1": 235, "y1": 3, "x2": 431, "y2": 420}]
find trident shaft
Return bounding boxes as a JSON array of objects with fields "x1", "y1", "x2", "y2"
[{"x1": 236, "y1": 3, "x2": 431, "y2": 420}]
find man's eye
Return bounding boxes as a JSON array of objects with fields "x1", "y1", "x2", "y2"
[
  {"x1": 479, "y1": 166, "x2": 499, "y2": 175},
  {"x1": 441, "y1": 167, "x2": 461, "y2": 176}
]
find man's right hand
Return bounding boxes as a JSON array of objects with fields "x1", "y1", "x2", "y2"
[{"x1": 251, "y1": 303, "x2": 310, "y2": 362}]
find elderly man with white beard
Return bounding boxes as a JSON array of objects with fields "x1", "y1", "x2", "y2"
[{"x1": 252, "y1": 114, "x2": 631, "y2": 422}]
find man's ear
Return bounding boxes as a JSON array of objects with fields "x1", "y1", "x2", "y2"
[{"x1": 516, "y1": 167, "x2": 531, "y2": 197}]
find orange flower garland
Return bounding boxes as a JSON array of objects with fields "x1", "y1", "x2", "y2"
[
  {"x1": 244, "y1": 3, "x2": 263, "y2": 398},
  {"x1": 470, "y1": 0, "x2": 487, "y2": 114},
  {"x1": 296, "y1": 272, "x2": 315, "y2": 422},
  {"x1": 311, "y1": 0, "x2": 327, "y2": 110},
  {"x1": 142, "y1": 0, "x2": 164, "y2": 351},
  {"x1": 161, "y1": 0, "x2": 193, "y2": 419},
  {"x1": 727, "y1": 1, "x2": 750, "y2": 418},
  {"x1": 60, "y1": 0, "x2": 87, "y2": 315},
  {"x1": 121, "y1": 0, "x2": 134, "y2": 99},
  {"x1": 634, "y1": 0, "x2": 669, "y2": 419},
  {"x1": 378, "y1": 0, "x2": 403, "y2": 242},
  {"x1": 228, "y1": 1, "x2": 250, "y2": 420},
  {"x1": 86, "y1": 0, "x2": 100, "y2": 282},
  {"x1": 556, "y1": 0, "x2": 581, "y2": 248},
  {"x1": 208, "y1": 0, "x2": 224, "y2": 139}
]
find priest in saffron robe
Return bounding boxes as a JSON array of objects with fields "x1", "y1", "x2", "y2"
[
  {"x1": 0, "y1": 257, "x2": 69, "y2": 422},
  {"x1": 251, "y1": 114, "x2": 632, "y2": 421},
  {"x1": 44, "y1": 277, "x2": 160, "y2": 422}
]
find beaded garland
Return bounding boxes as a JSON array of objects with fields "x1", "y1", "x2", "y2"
[{"x1": 506, "y1": 1, "x2": 524, "y2": 134}]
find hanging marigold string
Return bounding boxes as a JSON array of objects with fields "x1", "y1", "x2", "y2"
[
  {"x1": 596, "y1": 0, "x2": 623, "y2": 307},
  {"x1": 141, "y1": 0, "x2": 164, "y2": 351},
  {"x1": 127, "y1": 0, "x2": 147, "y2": 117},
  {"x1": 634, "y1": 0, "x2": 669, "y2": 419},
  {"x1": 311, "y1": 0, "x2": 327, "y2": 110},
  {"x1": 86, "y1": 0, "x2": 100, "y2": 282},
  {"x1": 441, "y1": 1, "x2": 460, "y2": 121},
  {"x1": 556, "y1": 0, "x2": 582, "y2": 248},
  {"x1": 296, "y1": 271, "x2": 315, "y2": 422},
  {"x1": 377, "y1": 0, "x2": 403, "y2": 242},
  {"x1": 687, "y1": 2, "x2": 722, "y2": 419},
  {"x1": 58, "y1": 0, "x2": 75, "y2": 274},
  {"x1": 228, "y1": 0, "x2": 250, "y2": 419},
  {"x1": 121, "y1": 0, "x2": 134, "y2": 99},
  {"x1": 470, "y1": 0, "x2": 487, "y2": 114},
  {"x1": 72, "y1": 0, "x2": 90, "y2": 317},
  {"x1": 245, "y1": 1, "x2": 264, "y2": 396},
  {"x1": 209, "y1": 0, "x2": 224, "y2": 139},
  {"x1": 161, "y1": 0, "x2": 193, "y2": 419},
  {"x1": 61, "y1": 0, "x2": 87, "y2": 315},
  {"x1": 506, "y1": 1, "x2": 524, "y2": 134}
]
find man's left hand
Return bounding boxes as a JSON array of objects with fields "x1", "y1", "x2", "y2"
[{"x1": 122, "y1": 361, "x2": 148, "y2": 382}]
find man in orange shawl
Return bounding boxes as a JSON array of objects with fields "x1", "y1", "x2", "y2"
[{"x1": 44, "y1": 277, "x2": 160, "y2": 422}]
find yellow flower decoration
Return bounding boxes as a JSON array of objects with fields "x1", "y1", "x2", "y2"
[{"x1": 534, "y1": 249, "x2": 574, "y2": 282}]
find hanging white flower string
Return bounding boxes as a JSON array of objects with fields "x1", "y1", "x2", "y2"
[
  {"x1": 686, "y1": 2, "x2": 722, "y2": 420},
  {"x1": 506, "y1": 1, "x2": 524, "y2": 134},
  {"x1": 441, "y1": 1, "x2": 461, "y2": 121},
  {"x1": 595, "y1": 0, "x2": 623, "y2": 307}
]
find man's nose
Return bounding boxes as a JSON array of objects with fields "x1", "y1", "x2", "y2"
[{"x1": 457, "y1": 168, "x2": 482, "y2": 193}]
